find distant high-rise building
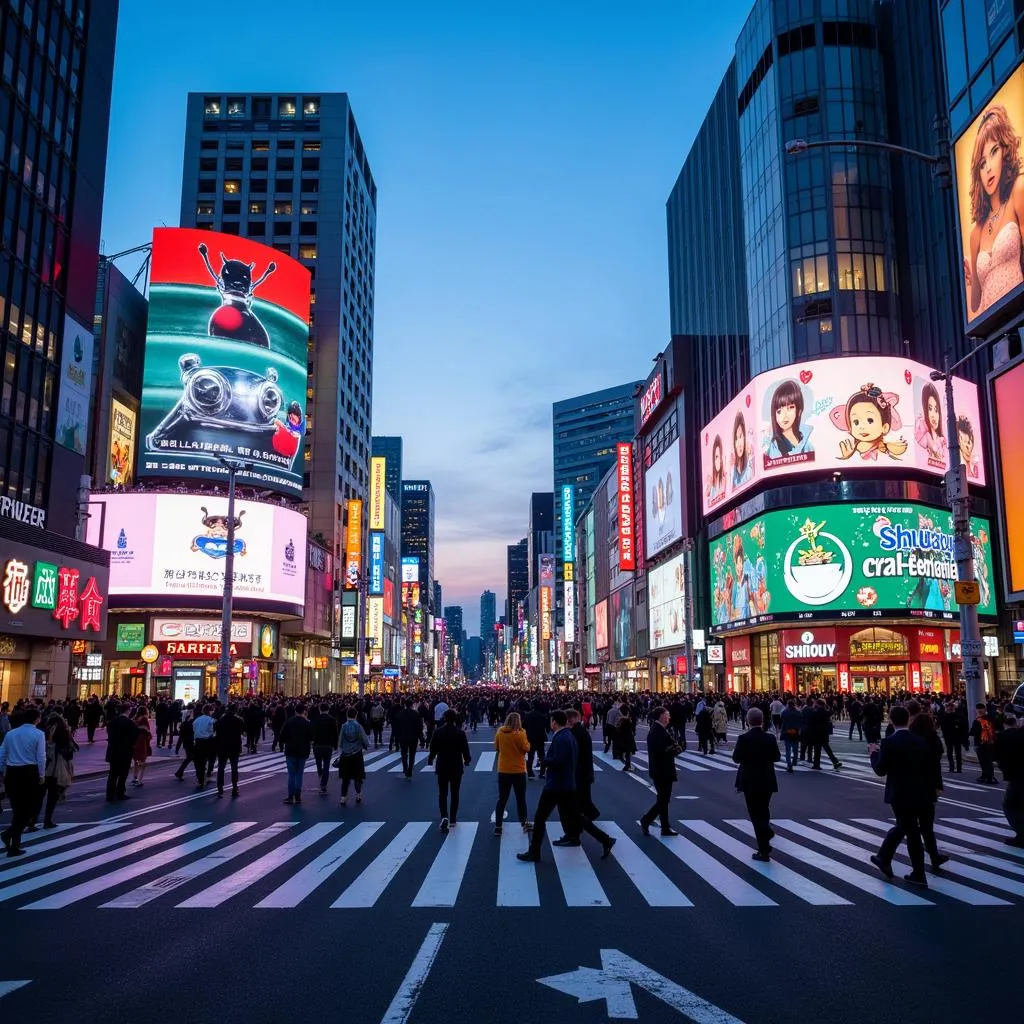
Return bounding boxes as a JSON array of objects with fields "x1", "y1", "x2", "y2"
[
  {"x1": 401, "y1": 481, "x2": 434, "y2": 607},
  {"x1": 180, "y1": 92, "x2": 377, "y2": 558},
  {"x1": 372, "y1": 436, "x2": 404, "y2": 505},
  {"x1": 463, "y1": 636, "x2": 483, "y2": 677},
  {"x1": 444, "y1": 606, "x2": 464, "y2": 645},
  {"x1": 480, "y1": 590, "x2": 496, "y2": 648},
  {"x1": 527, "y1": 493, "x2": 554, "y2": 591},
  {"x1": 506, "y1": 538, "x2": 528, "y2": 628}
]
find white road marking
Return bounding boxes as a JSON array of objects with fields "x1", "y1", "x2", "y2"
[
  {"x1": 332, "y1": 822, "x2": 431, "y2": 908},
  {"x1": 412, "y1": 823, "x2": 478, "y2": 907},
  {"x1": 378, "y1": 922, "x2": 449, "y2": 1024},
  {"x1": 548, "y1": 835, "x2": 611, "y2": 907},
  {"x1": 388, "y1": 752, "x2": 428, "y2": 773},
  {"x1": 497, "y1": 826, "x2": 539, "y2": 906},
  {"x1": 598, "y1": 822, "x2": 692, "y2": 907},
  {"x1": 474, "y1": 752, "x2": 496, "y2": 772}
]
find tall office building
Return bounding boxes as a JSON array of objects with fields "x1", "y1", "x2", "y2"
[
  {"x1": 179, "y1": 92, "x2": 377, "y2": 557},
  {"x1": 372, "y1": 435, "x2": 403, "y2": 504},
  {"x1": 506, "y1": 538, "x2": 528, "y2": 628},
  {"x1": 480, "y1": 589, "x2": 496, "y2": 652},
  {"x1": 527, "y1": 493, "x2": 554, "y2": 591},
  {"x1": 401, "y1": 478, "x2": 435, "y2": 605},
  {"x1": 552, "y1": 382, "x2": 641, "y2": 625},
  {"x1": 443, "y1": 606, "x2": 463, "y2": 647}
]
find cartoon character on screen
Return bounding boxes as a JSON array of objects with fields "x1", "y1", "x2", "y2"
[
  {"x1": 729, "y1": 534, "x2": 766, "y2": 621},
  {"x1": 271, "y1": 400, "x2": 304, "y2": 460},
  {"x1": 705, "y1": 435, "x2": 726, "y2": 503},
  {"x1": 971, "y1": 528, "x2": 992, "y2": 608},
  {"x1": 957, "y1": 415, "x2": 980, "y2": 479},
  {"x1": 767, "y1": 379, "x2": 814, "y2": 459},
  {"x1": 712, "y1": 545, "x2": 730, "y2": 625},
  {"x1": 914, "y1": 382, "x2": 948, "y2": 468},
  {"x1": 731, "y1": 412, "x2": 753, "y2": 488},
  {"x1": 197, "y1": 242, "x2": 277, "y2": 347},
  {"x1": 829, "y1": 383, "x2": 908, "y2": 461}
]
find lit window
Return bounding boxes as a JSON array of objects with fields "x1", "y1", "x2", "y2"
[
  {"x1": 253, "y1": 139, "x2": 270, "y2": 152},
  {"x1": 303, "y1": 97, "x2": 320, "y2": 116},
  {"x1": 274, "y1": 201, "x2": 293, "y2": 215},
  {"x1": 224, "y1": 180, "x2": 241, "y2": 194},
  {"x1": 303, "y1": 141, "x2": 321, "y2": 151},
  {"x1": 196, "y1": 202, "x2": 214, "y2": 216},
  {"x1": 204, "y1": 97, "x2": 220, "y2": 116},
  {"x1": 227, "y1": 97, "x2": 245, "y2": 117},
  {"x1": 279, "y1": 97, "x2": 297, "y2": 118},
  {"x1": 249, "y1": 201, "x2": 266, "y2": 214},
  {"x1": 299, "y1": 244, "x2": 317, "y2": 260},
  {"x1": 301, "y1": 202, "x2": 318, "y2": 215}
]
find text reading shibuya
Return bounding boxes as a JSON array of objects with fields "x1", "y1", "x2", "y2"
[{"x1": 864, "y1": 523, "x2": 958, "y2": 581}]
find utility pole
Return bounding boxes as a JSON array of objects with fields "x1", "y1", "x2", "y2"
[
  {"x1": 681, "y1": 537, "x2": 695, "y2": 693},
  {"x1": 216, "y1": 456, "x2": 247, "y2": 704}
]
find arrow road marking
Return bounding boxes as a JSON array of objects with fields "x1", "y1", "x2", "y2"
[{"x1": 539, "y1": 949, "x2": 745, "y2": 1022}]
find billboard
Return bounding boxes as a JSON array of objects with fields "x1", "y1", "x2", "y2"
[
  {"x1": 700, "y1": 356, "x2": 987, "y2": 515},
  {"x1": 610, "y1": 585, "x2": 634, "y2": 660},
  {"x1": 617, "y1": 443, "x2": 636, "y2": 570},
  {"x1": 84, "y1": 492, "x2": 306, "y2": 609},
  {"x1": 367, "y1": 596, "x2": 384, "y2": 650},
  {"x1": 563, "y1": 580, "x2": 576, "y2": 644},
  {"x1": 645, "y1": 438, "x2": 683, "y2": 558},
  {"x1": 370, "y1": 457, "x2": 387, "y2": 531},
  {"x1": 595, "y1": 598, "x2": 609, "y2": 651},
  {"x1": 648, "y1": 550, "x2": 687, "y2": 651},
  {"x1": 955, "y1": 62, "x2": 1024, "y2": 331},
  {"x1": 138, "y1": 228, "x2": 310, "y2": 496},
  {"x1": 401, "y1": 557, "x2": 420, "y2": 583},
  {"x1": 108, "y1": 398, "x2": 137, "y2": 487},
  {"x1": 708, "y1": 501, "x2": 997, "y2": 630},
  {"x1": 561, "y1": 484, "x2": 575, "y2": 565},
  {"x1": 991, "y1": 356, "x2": 1024, "y2": 599},
  {"x1": 55, "y1": 314, "x2": 94, "y2": 454},
  {"x1": 540, "y1": 553, "x2": 555, "y2": 641},
  {"x1": 369, "y1": 532, "x2": 385, "y2": 595},
  {"x1": 344, "y1": 499, "x2": 362, "y2": 588}
]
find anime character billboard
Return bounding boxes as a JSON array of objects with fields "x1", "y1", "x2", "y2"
[{"x1": 139, "y1": 228, "x2": 311, "y2": 497}]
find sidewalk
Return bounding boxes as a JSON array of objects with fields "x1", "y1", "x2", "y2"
[{"x1": 71, "y1": 727, "x2": 181, "y2": 779}]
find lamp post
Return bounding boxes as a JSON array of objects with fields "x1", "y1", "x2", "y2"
[{"x1": 216, "y1": 456, "x2": 248, "y2": 704}]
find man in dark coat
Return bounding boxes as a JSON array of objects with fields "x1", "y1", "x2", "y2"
[
  {"x1": 558, "y1": 709, "x2": 615, "y2": 858},
  {"x1": 104, "y1": 703, "x2": 139, "y2": 802},
  {"x1": 214, "y1": 704, "x2": 245, "y2": 798},
  {"x1": 995, "y1": 712, "x2": 1024, "y2": 847},
  {"x1": 392, "y1": 699, "x2": 424, "y2": 779},
  {"x1": 523, "y1": 702, "x2": 549, "y2": 779},
  {"x1": 83, "y1": 697, "x2": 103, "y2": 744},
  {"x1": 732, "y1": 707, "x2": 781, "y2": 861},
  {"x1": 518, "y1": 711, "x2": 580, "y2": 862},
  {"x1": 810, "y1": 699, "x2": 842, "y2": 770},
  {"x1": 639, "y1": 707, "x2": 682, "y2": 837}
]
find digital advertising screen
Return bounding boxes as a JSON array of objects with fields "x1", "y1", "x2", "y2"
[
  {"x1": 595, "y1": 598, "x2": 609, "y2": 651},
  {"x1": 645, "y1": 438, "x2": 683, "y2": 558},
  {"x1": 84, "y1": 492, "x2": 307, "y2": 610},
  {"x1": 708, "y1": 501, "x2": 997, "y2": 631},
  {"x1": 700, "y1": 356, "x2": 986, "y2": 515},
  {"x1": 56, "y1": 314, "x2": 94, "y2": 455},
  {"x1": 610, "y1": 585, "x2": 634, "y2": 660},
  {"x1": 139, "y1": 228, "x2": 311, "y2": 496},
  {"x1": 991, "y1": 356, "x2": 1024, "y2": 599},
  {"x1": 955, "y1": 61, "x2": 1024, "y2": 332},
  {"x1": 647, "y1": 550, "x2": 687, "y2": 651},
  {"x1": 108, "y1": 398, "x2": 137, "y2": 487}
]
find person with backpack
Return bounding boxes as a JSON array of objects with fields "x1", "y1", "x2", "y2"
[
  {"x1": 338, "y1": 707, "x2": 370, "y2": 806},
  {"x1": 970, "y1": 703, "x2": 998, "y2": 784},
  {"x1": 369, "y1": 700, "x2": 385, "y2": 748}
]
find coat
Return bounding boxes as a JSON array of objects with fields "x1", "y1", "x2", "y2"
[
  {"x1": 570, "y1": 722, "x2": 595, "y2": 789},
  {"x1": 392, "y1": 708, "x2": 424, "y2": 745},
  {"x1": 428, "y1": 724, "x2": 471, "y2": 776},
  {"x1": 494, "y1": 727, "x2": 530, "y2": 774},
  {"x1": 645, "y1": 721, "x2": 679, "y2": 785},
  {"x1": 105, "y1": 713, "x2": 139, "y2": 763},
  {"x1": 214, "y1": 712, "x2": 245, "y2": 755},
  {"x1": 541, "y1": 728, "x2": 577, "y2": 792},
  {"x1": 731, "y1": 727, "x2": 780, "y2": 794},
  {"x1": 523, "y1": 710, "x2": 548, "y2": 745},
  {"x1": 870, "y1": 729, "x2": 932, "y2": 808}
]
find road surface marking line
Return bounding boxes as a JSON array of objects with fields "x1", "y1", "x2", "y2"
[
  {"x1": 474, "y1": 752, "x2": 496, "y2": 772},
  {"x1": 255, "y1": 823, "x2": 383, "y2": 907},
  {"x1": 420, "y1": 760, "x2": 437, "y2": 773},
  {"x1": 412, "y1": 823, "x2": 478, "y2": 907},
  {"x1": 723, "y1": 820, "x2": 932, "y2": 906},
  {"x1": 388, "y1": 752, "x2": 428, "y2": 773},
  {"x1": 0, "y1": 981, "x2": 31, "y2": 999},
  {"x1": 101, "y1": 822, "x2": 297, "y2": 908},
  {"x1": 922, "y1": 822, "x2": 1024, "y2": 859},
  {"x1": 175, "y1": 822, "x2": 343, "y2": 908},
  {"x1": 680, "y1": 820, "x2": 846, "y2": 906},
  {"x1": 597, "y1": 822, "x2": 692, "y2": 907},
  {"x1": 548, "y1": 835, "x2": 611, "y2": 907},
  {"x1": 678, "y1": 753, "x2": 733, "y2": 772},
  {"x1": 378, "y1": 922, "x2": 448, "y2": 1024},
  {"x1": 497, "y1": 826, "x2": 539, "y2": 906},
  {"x1": 945, "y1": 818, "x2": 1016, "y2": 839},
  {"x1": 22, "y1": 822, "x2": 257, "y2": 910},
  {"x1": 635, "y1": 751, "x2": 707, "y2": 775},
  {"x1": 365, "y1": 752, "x2": 404, "y2": 773},
  {"x1": 593, "y1": 751, "x2": 658, "y2": 790},
  {"x1": 332, "y1": 822, "x2": 431, "y2": 908},
  {"x1": 11, "y1": 822, "x2": 125, "y2": 854},
  {"x1": 773, "y1": 820, "x2": 1009, "y2": 907}
]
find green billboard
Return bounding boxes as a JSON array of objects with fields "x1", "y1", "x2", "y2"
[{"x1": 709, "y1": 501, "x2": 996, "y2": 629}]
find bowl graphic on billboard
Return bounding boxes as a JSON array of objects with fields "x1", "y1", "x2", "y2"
[
  {"x1": 783, "y1": 517, "x2": 853, "y2": 605},
  {"x1": 190, "y1": 506, "x2": 247, "y2": 560}
]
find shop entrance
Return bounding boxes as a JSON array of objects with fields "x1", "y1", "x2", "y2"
[
  {"x1": 795, "y1": 664, "x2": 837, "y2": 694},
  {"x1": 850, "y1": 664, "x2": 907, "y2": 694}
]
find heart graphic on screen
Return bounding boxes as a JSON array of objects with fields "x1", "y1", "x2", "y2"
[
  {"x1": 745, "y1": 394, "x2": 751, "y2": 407},
  {"x1": 904, "y1": 369, "x2": 912, "y2": 385},
  {"x1": 704, "y1": 432, "x2": 708, "y2": 444},
  {"x1": 799, "y1": 369, "x2": 813, "y2": 384}
]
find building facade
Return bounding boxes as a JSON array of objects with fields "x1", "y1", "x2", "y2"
[
  {"x1": 401, "y1": 479, "x2": 434, "y2": 677},
  {"x1": 527, "y1": 493, "x2": 553, "y2": 591},
  {"x1": 372, "y1": 435, "x2": 403, "y2": 504}
]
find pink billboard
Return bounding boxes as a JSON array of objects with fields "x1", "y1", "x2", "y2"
[{"x1": 700, "y1": 356, "x2": 986, "y2": 516}]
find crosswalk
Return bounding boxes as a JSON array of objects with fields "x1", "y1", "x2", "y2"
[{"x1": 2, "y1": 814, "x2": 1020, "y2": 912}]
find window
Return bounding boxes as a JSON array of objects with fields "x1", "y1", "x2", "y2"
[
  {"x1": 301, "y1": 201, "x2": 318, "y2": 216},
  {"x1": 199, "y1": 157, "x2": 217, "y2": 171},
  {"x1": 277, "y1": 158, "x2": 295, "y2": 171},
  {"x1": 197, "y1": 179, "x2": 216, "y2": 194},
  {"x1": 275, "y1": 178, "x2": 293, "y2": 193},
  {"x1": 249, "y1": 201, "x2": 266, "y2": 214},
  {"x1": 301, "y1": 179, "x2": 319, "y2": 193},
  {"x1": 273, "y1": 221, "x2": 292, "y2": 236},
  {"x1": 303, "y1": 97, "x2": 320, "y2": 116},
  {"x1": 279, "y1": 96, "x2": 297, "y2": 118},
  {"x1": 252, "y1": 157, "x2": 268, "y2": 171},
  {"x1": 224, "y1": 180, "x2": 241, "y2": 194},
  {"x1": 252, "y1": 139, "x2": 270, "y2": 152},
  {"x1": 253, "y1": 97, "x2": 271, "y2": 118},
  {"x1": 227, "y1": 97, "x2": 245, "y2": 117},
  {"x1": 223, "y1": 200, "x2": 240, "y2": 215},
  {"x1": 247, "y1": 222, "x2": 266, "y2": 236},
  {"x1": 302, "y1": 157, "x2": 319, "y2": 171},
  {"x1": 225, "y1": 157, "x2": 243, "y2": 171},
  {"x1": 200, "y1": 140, "x2": 218, "y2": 151},
  {"x1": 196, "y1": 202, "x2": 214, "y2": 216},
  {"x1": 278, "y1": 140, "x2": 295, "y2": 150},
  {"x1": 221, "y1": 222, "x2": 239, "y2": 235},
  {"x1": 299, "y1": 244, "x2": 317, "y2": 260},
  {"x1": 250, "y1": 179, "x2": 267, "y2": 194},
  {"x1": 299, "y1": 222, "x2": 316, "y2": 236},
  {"x1": 203, "y1": 97, "x2": 220, "y2": 116},
  {"x1": 303, "y1": 141, "x2": 321, "y2": 151}
]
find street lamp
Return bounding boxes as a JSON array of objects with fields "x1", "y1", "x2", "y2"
[{"x1": 216, "y1": 456, "x2": 250, "y2": 704}]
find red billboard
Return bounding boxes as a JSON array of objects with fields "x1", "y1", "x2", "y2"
[{"x1": 617, "y1": 442, "x2": 635, "y2": 571}]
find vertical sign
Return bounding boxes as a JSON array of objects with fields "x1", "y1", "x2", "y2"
[
  {"x1": 368, "y1": 532, "x2": 384, "y2": 595},
  {"x1": 345, "y1": 499, "x2": 363, "y2": 588},
  {"x1": 617, "y1": 442, "x2": 635, "y2": 571},
  {"x1": 55, "y1": 314, "x2": 94, "y2": 454},
  {"x1": 108, "y1": 398, "x2": 137, "y2": 486},
  {"x1": 369, "y1": 457, "x2": 387, "y2": 531},
  {"x1": 539, "y1": 553, "x2": 555, "y2": 641},
  {"x1": 561, "y1": 484, "x2": 575, "y2": 565}
]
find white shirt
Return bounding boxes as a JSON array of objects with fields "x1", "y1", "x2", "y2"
[
  {"x1": 433, "y1": 701, "x2": 449, "y2": 722},
  {"x1": 0, "y1": 723, "x2": 46, "y2": 774},
  {"x1": 192, "y1": 715, "x2": 215, "y2": 741}
]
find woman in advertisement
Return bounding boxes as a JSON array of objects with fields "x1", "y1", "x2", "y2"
[
  {"x1": 706, "y1": 435, "x2": 726, "y2": 504},
  {"x1": 731, "y1": 412, "x2": 753, "y2": 489},
  {"x1": 766, "y1": 379, "x2": 814, "y2": 462},
  {"x1": 914, "y1": 382, "x2": 947, "y2": 468},
  {"x1": 963, "y1": 105, "x2": 1024, "y2": 319}
]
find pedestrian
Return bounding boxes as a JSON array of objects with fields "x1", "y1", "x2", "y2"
[
  {"x1": 769, "y1": 696, "x2": 784, "y2": 737},
  {"x1": 848, "y1": 697, "x2": 864, "y2": 741},
  {"x1": 428, "y1": 709, "x2": 471, "y2": 831},
  {"x1": 615, "y1": 709, "x2": 637, "y2": 771},
  {"x1": 154, "y1": 699, "x2": 170, "y2": 748},
  {"x1": 810, "y1": 699, "x2": 843, "y2": 770},
  {"x1": 493, "y1": 712, "x2": 532, "y2": 836},
  {"x1": 191, "y1": 704, "x2": 216, "y2": 791},
  {"x1": 280, "y1": 705, "x2": 314, "y2": 805},
  {"x1": 695, "y1": 701, "x2": 715, "y2": 756},
  {"x1": 604, "y1": 700, "x2": 621, "y2": 754},
  {"x1": 130, "y1": 710, "x2": 153, "y2": 788},
  {"x1": 214, "y1": 703, "x2": 245, "y2": 798},
  {"x1": 105, "y1": 702, "x2": 139, "y2": 802},
  {"x1": 908, "y1": 703, "x2": 950, "y2": 873},
  {"x1": 938, "y1": 700, "x2": 964, "y2": 773},
  {"x1": 518, "y1": 710, "x2": 579, "y2": 862},
  {"x1": 712, "y1": 700, "x2": 729, "y2": 747},
  {"x1": 560, "y1": 708, "x2": 616, "y2": 858},
  {"x1": 524, "y1": 701, "x2": 548, "y2": 779},
  {"x1": 969, "y1": 702, "x2": 998, "y2": 783},
  {"x1": 368, "y1": 699, "x2": 385, "y2": 747},
  {"x1": 311, "y1": 703, "x2": 339, "y2": 796},
  {"x1": 639, "y1": 706, "x2": 683, "y2": 838},
  {"x1": 338, "y1": 707, "x2": 370, "y2": 806},
  {"x1": 31, "y1": 712, "x2": 76, "y2": 829},
  {"x1": 779, "y1": 698, "x2": 801, "y2": 772},
  {"x1": 0, "y1": 706, "x2": 45, "y2": 857},
  {"x1": 392, "y1": 698, "x2": 424, "y2": 779},
  {"x1": 173, "y1": 711, "x2": 196, "y2": 781},
  {"x1": 732, "y1": 707, "x2": 781, "y2": 862},
  {"x1": 995, "y1": 712, "x2": 1024, "y2": 847},
  {"x1": 868, "y1": 704, "x2": 931, "y2": 887},
  {"x1": 243, "y1": 702, "x2": 264, "y2": 754}
]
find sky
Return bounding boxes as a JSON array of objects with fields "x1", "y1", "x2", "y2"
[{"x1": 101, "y1": 0, "x2": 754, "y2": 634}]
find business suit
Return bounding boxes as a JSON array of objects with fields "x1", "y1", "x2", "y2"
[
  {"x1": 870, "y1": 729, "x2": 931, "y2": 879},
  {"x1": 732, "y1": 726, "x2": 781, "y2": 857},
  {"x1": 105, "y1": 713, "x2": 139, "y2": 802},
  {"x1": 566, "y1": 722, "x2": 613, "y2": 849},
  {"x1": 640, "y1": 722, "x2": 680, "y2": 834}
]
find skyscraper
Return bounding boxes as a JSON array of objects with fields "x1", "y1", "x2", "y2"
[
  {"x1": 506, "y1": 538, "x2": 528, "y2": 628},
  {"x1": 372, "y1": 435, "x2": 404, "y2": 504},
  {"x1": 401, "y1": 479, "x2": 435, "y2": 676},
  {"x1": 443, "y1": 606, "x2": 464, "y2": 647},
  {"x1": 179, "y1": 92, "x2": 377, "y2": 558},
  {"x1": 527, "y1": 493, "x2": 554, "y2": 591},
  {"x1": 480, "y1": 589, "x2": 496, "y2": 660}
]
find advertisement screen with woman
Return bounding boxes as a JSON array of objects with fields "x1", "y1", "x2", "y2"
[{"x1": 955, "y1": 63, "x2": 1024, "y2": 330}]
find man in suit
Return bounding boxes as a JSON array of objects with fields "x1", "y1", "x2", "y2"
[
  {"x1": 869, "y1": 703, "x2": 931, "y2": 886},
  {"x1": 995, "y1": 712, "x2": 1024, "y2": 847},
  {"x1": 214, "y1": 703, "x2": 246, "y2": 798},
  {"x1": 392, "y1": 699, "x2": 424, "y2": 779},
  {"x1": 518, "y1": 710, "x2": 580, "y2": 862},
  {"x1": 732, "y1": 707, "x2": 781, "y2": 861},
  {"x1": 639, "y1": 707, "x2": 682, "y2": 838},
  {"x1": 104, "y1": 703, "x2": 139, "y2": 802},
  {"x1": 557, "y1": 709, "x2": 615, "y2": 858},
  {"x1": 523, "y1": 702, "x2": 549, "y2": 779}
]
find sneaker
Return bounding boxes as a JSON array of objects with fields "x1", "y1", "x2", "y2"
[
  {"x1": 24, "y1": 824, "x2": 38, "y2": 833},
  {"x1": 319, "y1": 787, "x2": 327, "y2": 796},
  {"x1": 870, "y1": 854, "x2": 894, "y2": 880},
  {"x1": 752, "y1": 851, "x2": 771, "y2": 862},
  {"x1": 340, "y1": 797, "x2": 347, "y2": 806},
  {"x1": 355, "y1": 794, "x2": 362, "y2": 804},
  {"x1": 832, "y1": 762, "x2": 843, "y2": 770},
  {"x1": 521, "y1": 821, "x2": 533, "y2": 832},
  {"x1": 449, "y1": 819, "x2": 456, "y2": 828},
  {"x1": 440, "y1": 817, "x2": 449, "y2": 833},
  {"x1": 639, "y1": 821, "x2": 652, "y2": 837},
  {"x1": 283, "y1": 797, "x2": 295, "y2": 805},
  {"x1": 173, "y1": 773, "x2": 184, "y2": 781}
]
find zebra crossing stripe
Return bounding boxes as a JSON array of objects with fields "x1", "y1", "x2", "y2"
[
  {"x1": 412, "y1": 823, "x2": 478, "y2": 907},
  {"x1": 773, "y1": 820, "x2": 1010, "y2": 907},
  {"x1": 0, "y1": 822, "x2": 170, "y2": 884},
  {"x1": 910, "y1": 821, "x2": 1024, "y2": 860},
  {"x1": 23, "y1": 822, "x2": 259, "y2": 910},
  {"x1": 18, "y1": 823, "x2": 81, "y2": 844},
  {"x1": 546, "y1": 835, "x2": 611, "y2": 907},
  {"x1": 10, "y1": 822, "x2": 125, "y2": 855},
  {"x1": 176, "y1": 822, "x2": 344, "y2": 908},
  {"x1": 680, "y1": 820, "x2": 848, "y2": 906},
  {"x1": 255, "y1": 823, "x2": 384, "y2": 908},
  {"x1": 497, "y1": 827, "x2": 539, "y2": 906},
  {"x1": 388, "y1": 752, "x2": 428, "y2": 774},
  {"x1": 474, "y1": 752, "x2": 496, "y2": 772},
  {"x1": 366, "y1": 752, "x2": 404, "y2": 773},
  {"x1": 332, "y1": 822, "x2": 431, "y2": 908},
  {"x1": 597, "y1": 823, "x2": 692, "y2": 907},
  {"x1": 100, "y1": 822, "x2": 298, "y2": 908},
  {"x1": 679, "y1": 752, "x2": 733, "y2": 772},
  {"x1": 593, "y1": 751, "x2": 656, "y2": 791},
  {"x1": 634, "y1": 750, "x2": 708, "y2": 774},
  {"x1": 945, "y1": 818, "x2": 1017, "y2": 840},
  {"x1": 724, "y1": 820, "x2": 932, "y2": 906},
  {"x1": 0, "y1": 823, "x2": 205, "y2": 904}
]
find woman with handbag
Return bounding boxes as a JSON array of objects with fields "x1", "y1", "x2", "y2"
[
  {"x1": 131, "y1": 710, "x2": 153, "y2": 787},
  {"x1": 35, "y1": 712, "x2": 76, "y2": 829},
  {"x1": 337, "y1": 706, "x2": 370, "y2": 806}
]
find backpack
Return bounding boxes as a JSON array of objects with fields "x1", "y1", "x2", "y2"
[
  {"x1": 978, "y1": 717, "x2": 996, "y2": 745},
  {"x1": 371, "y1": 704, "x2": 384, "y2": 721}
]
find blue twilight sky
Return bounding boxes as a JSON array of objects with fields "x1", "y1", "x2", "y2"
[{"x1": 102, "y1": 0, "x2": 753, "y2": 633}]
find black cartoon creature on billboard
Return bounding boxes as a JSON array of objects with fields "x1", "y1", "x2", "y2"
[
  {"x1": 197, "y1": 242, "x2": 277, "y2": 347},
  {"x1": 191, "y1": 506, "x2": 247, "y2": 560}
]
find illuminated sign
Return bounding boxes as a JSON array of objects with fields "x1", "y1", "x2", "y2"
[
  {"x1": 561, "y1": 484, "x2": 575, "y2": 565},
  {"x1": 0, "y1": 496, "x2": 46, "y2": 529},
  {"x1": 367, "y1": 596, "x2": 384, "y2": 648},
  {"x1": 55, "y1": 314, "x2": 94, "y2": 454},
  {"x1": 383, "y1": 577, "x2": 395, "y2": 622},
  {"x1": 595, "y1": 599, "x2": 608, "y2": 651},
  {"x1": 341, "y1": 605, "x2": 356, "y2": 640},
  {"x1": 1, "y1": 552, "x2": 106, "y2": 636},
  {"x1": 116, "y1": 623, "x2": 146, "y2": 651},
  {"x1": 150, "y1": 618, "x2": 252, "y2": 642},
  {"x1": 700, "y1": 355, "x2": 987, "y2": 515},
  {"x1": 138, "y1": 228, "x2": 310, "y2": 497},
  {"x1": 645, "y1": 438, "x2": 682, "y2": 558},
  {"x1": 108, "y1": 398, "x2": 137, "y2": 487},
  {"x1": 401, "y1": 557, "x2": 420, "y2": 583},
  {"x1": 158, "y1": 640, "x2": 245, "y2": 657},
  {"x1": 345, "y1": 499, "x2": 363, "y2": 588},
  {"x1": 992, "y1": 357, "x2": 1024, "y2": 600},
  {"x1": 617, "y1": 443, "x2": 636, "y2": 570},
  {"x1": 370, "y1": 457, "x2": 387, "y2": 531},
  {"x1": 639, "y1": 370, "x2": 664, "y2": 428},
  {"x1": 540, "y1": 585, "x2": 552, "y2": 640},
  {"x1": 369, "y1": 532, "x2": 384, "y2": 595}
]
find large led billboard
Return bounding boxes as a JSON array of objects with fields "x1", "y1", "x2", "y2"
[
  {"x1": 708, "y1": 501, "x2": 996, "y2": 631},
  {"x1": 991, "y1": 356, "x2": 1024, "y2": 599},
  {"x1": 954, "y1": 62, "x2": 1024, "y2": 332},
  {"x1": 85, "y1": 492, "x2": 306, "y2": 610},
  {"x1": 139, "y1": 228, "x2": 311, "y2": 496},
  {"x1": 700, "y1": 356, "x2": 986, "y2": 515},
  {"x1": 610, "y1": 585, "x2": 634, "y2": 660},
  {"x1": 56, "y1": 314, "x2": 94, "y2": 454},
  {"x1": 108, "y1": 398, "x2": 137, "y2": 487},
  {"x1": 648, "y1": 550, "x2": 686, "y2": 651},
  {"x1": 595, "y1": 598, "x2": 609, "y2": 651},
  {"x1": 645, "y1": 438, "x2": 683, "y2": 558}
]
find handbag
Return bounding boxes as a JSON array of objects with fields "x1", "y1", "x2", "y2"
[
  {"x1": 331, "y1": 756, "x2": 341, "y2": 769},
  {"x1": 54, "y1": 751, "x2": 74, "y2": 789}
]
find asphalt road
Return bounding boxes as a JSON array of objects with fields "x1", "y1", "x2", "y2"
[{"x1": 0, "y1": 722, "x2": 1018, "y2": 1024}]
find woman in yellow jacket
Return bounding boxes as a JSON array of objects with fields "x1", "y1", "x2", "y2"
[{"x1": 494, "y1": 712, "x2": 533, "y2": 836}]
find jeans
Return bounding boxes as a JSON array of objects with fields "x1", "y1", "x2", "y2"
[
  {"x1": 744, "y1": 791, "x2": 774, "y2": 854},
  {"x1": 217, "y1": 751, "x2": 240, "y2": 793},
  {"x1": 783, "y1": 738, "x2": 799, "y2": 769},
  {"x1": 437, "y1": 771, "x2": 463, "y2": 821},
  {"x1": 495, "y1": 772, "x2": 529, "y2": 824},
  {"x1": 313, "y1": 744, "x2": 334, "y2": 790},
  {"x1": 286, "y1": 756, "x2": 306, "y2": 798}
]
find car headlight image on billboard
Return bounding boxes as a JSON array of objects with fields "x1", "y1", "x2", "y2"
[{"x1": 139, "y1": 228, "x2": 311, "y2": 496}]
